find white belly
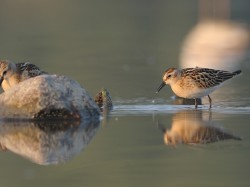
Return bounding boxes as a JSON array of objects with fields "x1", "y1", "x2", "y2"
[{"x1": 171, "y1": 84, "x2": 219, "y2": 99}]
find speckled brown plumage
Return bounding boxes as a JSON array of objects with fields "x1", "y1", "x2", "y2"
[
  {"x1": 157, "y1": 67, "x2": 242, "y2": 109},
  {"x1": 181, "y1": 68, "x2": 241, "y2": 89},
  {"x1": 0, "y1": 60, "x2": 47, "y2": 91},
  {"x1": 16, "y1": 62, "x2": 47, "y2": 77}
]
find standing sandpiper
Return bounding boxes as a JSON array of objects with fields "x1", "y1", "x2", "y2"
[
  {"x1": 0, "y1": 60, "x2": 47, "y2": 91},
  {"x1": 156, "y1": 67, "x2": 242, "y2": 109}
]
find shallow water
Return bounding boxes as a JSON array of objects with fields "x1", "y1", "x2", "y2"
[
  {"x1": 0, "y1": 99, "x2": 250, "y2": 187},
  {"x1": 1, "y1": 1, "x2": 250, "y2": 187}
]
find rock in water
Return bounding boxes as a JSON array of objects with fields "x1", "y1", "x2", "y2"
[{"x1": 0, "y1": 75, "x2": 100, "y2": 120}]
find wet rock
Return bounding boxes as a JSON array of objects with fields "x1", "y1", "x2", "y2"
[{"x1": 0, "y1": 75, "x2": 100, "y2": 120}]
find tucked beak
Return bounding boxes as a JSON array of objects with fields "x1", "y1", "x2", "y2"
[
  {"x1": 156, "y1": 82, "x2": 166, "y2": 93},
  {"x1": 0, "y1": 76, "x2": 3, "y2": 86}
]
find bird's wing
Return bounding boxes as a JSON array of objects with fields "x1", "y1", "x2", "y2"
[
  {"x1": 16, "y1": 62, "x2": 47, "y2": 77},
  {"x1": 183, "y1": 68, "x2": 235, "y2": 88}
]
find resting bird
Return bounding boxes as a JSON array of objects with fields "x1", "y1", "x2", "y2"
[{"x1": 0, "y1": 60, "x2": 46, "y2": 91}]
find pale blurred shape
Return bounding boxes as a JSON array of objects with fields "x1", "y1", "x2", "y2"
[{"x1": 180, "y1": 20, "x2": 250, "y2": 71}]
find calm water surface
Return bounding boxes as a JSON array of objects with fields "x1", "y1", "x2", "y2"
[{"x1": 0, "y1": 98, "x2": 250, "y2": 187}]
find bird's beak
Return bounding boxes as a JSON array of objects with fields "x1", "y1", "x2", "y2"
[
  {"x1": 156, "y1": 82, "x2": 166, "y2": 93},
  {"x1": 0, "y1": 76, "x2": 3, "y2": 86}
]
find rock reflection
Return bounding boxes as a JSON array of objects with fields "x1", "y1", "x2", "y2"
[
  {"x1": 0, "y1": 119, "x2": 100, "y2": 165},
  {"x1": 160, "y1": 111, "x2": 241, "y2": 145}
]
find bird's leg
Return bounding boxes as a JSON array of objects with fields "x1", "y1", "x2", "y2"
[
  {"x1": 194, "y1": 98, "x2": 198, "y2": 109},
  {"x1": 208, "y1": 109, "x2": 212, "y2": 122},
  {"x1": 208, "y1": 95, "x2": 212, "y2": 109}
]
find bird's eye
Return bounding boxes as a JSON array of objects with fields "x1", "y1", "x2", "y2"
[{"x1": 167, "y1": 74, "x2": 171, "y2": 78}]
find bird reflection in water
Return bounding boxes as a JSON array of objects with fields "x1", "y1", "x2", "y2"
[
  {"x1": 0, "y1": 119, "x2": 100, "y2": 165},
  {"x1": 159, "y1": 111, "x2": 241, "y2": 146}
]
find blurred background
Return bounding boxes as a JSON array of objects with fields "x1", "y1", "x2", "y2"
[
  {"x1": 0, "y1": 0, "x2": 249, "y2": 100},
  {"x1": 1, "y1": 1, "x2": 250, "y2": 187}
]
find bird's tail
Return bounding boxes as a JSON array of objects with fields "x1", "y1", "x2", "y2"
[{"x1": 233, "y1": 70, "x2": 242, "y2": 76}]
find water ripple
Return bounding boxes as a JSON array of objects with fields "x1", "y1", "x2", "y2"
[{"x1": 111, "y1": 97, "x2": 250, "y2": 116}]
